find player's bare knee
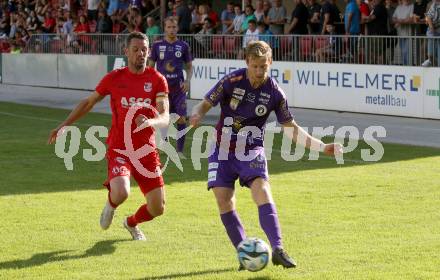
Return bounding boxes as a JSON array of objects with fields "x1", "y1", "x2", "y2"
[
  {"x1": 115, "y1": 187, "x2": 130, "y2": 202},
  {"x1": 216, "y1": 197, "x2": 234, "y2": 213},
  {"x1": 149, "y1": 202, "x2": 165, "y2": 217}
]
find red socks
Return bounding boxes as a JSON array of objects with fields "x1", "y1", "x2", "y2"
[{"x1": 127, "y1": 204, "x2": 154, "y2": 227}]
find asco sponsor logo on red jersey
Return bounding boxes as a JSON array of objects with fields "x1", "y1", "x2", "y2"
[{"x1": 120, "y1": 97, "x2": 152, "y2": 108}]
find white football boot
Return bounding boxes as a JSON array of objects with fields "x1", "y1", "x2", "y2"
[
  {"x1": 123, "y1": 218, "x2": 146, "y2": 241},
  {"x1": 100, "y1": 201, "x2": 115, "y2": 230}
]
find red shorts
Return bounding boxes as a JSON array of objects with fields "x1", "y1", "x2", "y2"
[{"x1": 103, "y1": 149, "x2": 164, "y2": 195}]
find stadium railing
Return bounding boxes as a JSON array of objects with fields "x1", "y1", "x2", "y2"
[{"x1": 21, "y1": 33, "x2": 439, "y2": 67}]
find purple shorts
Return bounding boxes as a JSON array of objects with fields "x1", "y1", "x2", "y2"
[
  {"x1": 169, "y1": 89, "x2": 187, "y2": 117},
  {"x1": 207, "y1": 145, "x2": 269, "y2": 189}
]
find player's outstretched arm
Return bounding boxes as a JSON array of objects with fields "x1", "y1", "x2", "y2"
[
  {"x1": 189, "y1": 99, "x2": 212, "y2": 127},
  {"x1": 134, "y1": 95, "x2": 170, "y2": 132},
  {"x1": 282, "y1": 120, "x2": 343, "y2": 156},
  {"x1": 182, "y1": 62, "x2": 193, "y2": 93},
  {"x1": 47, "y1": 91, "x2": 104, "y2": 144}
]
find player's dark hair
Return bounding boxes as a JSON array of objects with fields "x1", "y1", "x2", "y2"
[
  {"x1": 248, "y1": 19, "x2": 257, "y2": 26},
  {"x1": 126, "y1": 31, "x2": 149, "y2": 48}
]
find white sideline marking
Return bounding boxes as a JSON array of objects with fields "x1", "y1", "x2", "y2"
[{"x1": 0, "y1": 111, "x2": 95, "y2": 127}]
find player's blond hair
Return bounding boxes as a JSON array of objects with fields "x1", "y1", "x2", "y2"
[
  {"x1": 245, "y1": 41, "x2": 272, "y2": 60},
  {"x1": 164, "y1": 16, "x2": 178, "y2": 26}
]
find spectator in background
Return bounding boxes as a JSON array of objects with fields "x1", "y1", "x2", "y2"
[
  {"x1": 74, "y1": 15, "x2": 91, "y2": 34},
  {"x1": 35, "y1": 0, "x2": 50, "y2": 18},
  {"x1": 145, "y1": 16, "x2": 160, "y2": 42},
  {"x1": 9, "y1": 13, "x2": 18, "y2": 38},
  {"x1": 125, "y1": 6, "x2": 143, "y2": 31},
  {"x1": 344, "y1": 0, "x2": 360, "y2": 61},
  {"x1": 320, "y1": 0, "x2": 341, "y2": 34},
  {"x1": 62, "y1": 12, "x2": 75, "y2": 45},
  {"x1": 166, "y1": 1, "x2": 175, "y2": 17},
  {"x1": 393, "y1": 0, "x2": 414, "y2": 65},
  {"x1": 87, "y1": 0, "x2": 100, "y2": 21},
  {"x1": 194, "y1": 17, "x2": 214, "y2": 57},
  {"x1": 422, "y1": 0, "x2": 440, "y2": 66},
  {"x1": 122, "y1": 22, "x2": 136, "y2": 33},
  {"x1": 385, "y1": 0, "x2": 397, "y2": 63},
  {"x1": 188, "y1": 1, "x2": 200, "y2": 31},
  {"x1": 366, "y1": 0, "x2": 388, "y2": 64},
  {"x1": 286, "y1": 0, "x2": 309, "y2": 35},
  {"x1": 227, "y1": 4, "x2": 244, "y2": 34},
  {"x1": 287, "y1": 0, "x2": 309, "y2": 61},
  {"x1": 119, "y1": 0, "x2": 131, "y2": 17},
  {"x1": 110, "y1": 13, "x2": 124, "y2": 33},
  {"x1": 73, "y1": 15, "x2": 91, "y2": 53},
  {"x1": 0, "y1": 18, "x2": 11, "y2": 38},
  {"x1": 42, "y1": 10, "x2": 55, "y2": 33},
  {"x1": 385, "y1": 0, "x2": 397, "y2": 35},
  {"x1": 240, "y1": 19, "x2": 259, "y2": 58},
  {"x1": 26, "y1": 10, "x2": 40, "y2": 33},
  {"x1": 107, "y1": 0, "x2": 120, "y2": 16},
  {"x1": 413, "y1": 0, "x2": 427, "y2": 64},
  {"x1": 266, "y1": 0, "x2": 286, "y2": 35},
  {"x1": 307, "y1": 0, "x2": 321, "y2": 34},
  {"x1": 191, "y1": 3, "x2": 204, "y2": 33},
  {"x1": 263, "y1": 0, "x2": 271, "y2": 17},
  {"x1": 97, "y1": 9, "x2": 113, "y2": 54},
  {"x1": 56, "y1": 16, "x2": 66, "y2": 36},
  {"x1": 254, "y1": 0, "x2": 265, "y2": 22},
  {"x1": 221, "y1": 2, "x2": 235, "y2": 34},
  {"x1": 175, "y1": 0, "x2": 191, "y2": 34},
  {"x1": 315, "y1": 24, "x2": 341, "y2": 61},
  {"x1": 206, "y1": 3, "x2": 220, "y2": 31},
  {"x1": 139, "y1": 0, "x2": 155, "y2": 16},
  {"x1": 97, "y1": 9, "x2": 113, "y2": 33},
  {"x1": 258, "y1": 21, "x2": 274, "y2": 47},
  {"x1": 242, "y1": 5, "x2": 256, "y2": 32},
  {"x1": 130, "y1": 0, "x2": 142, "y2": 9}
]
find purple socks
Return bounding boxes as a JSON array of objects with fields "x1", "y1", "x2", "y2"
[
  {"x1": 176, "y1": 123, "x2": 186, "y2": 152},
  {"x1": 258, "y1": 203, "x2": 282, "y2": 250},
  {"x1": 220, "y1": 210, "x2": 247, "y2": 248}
]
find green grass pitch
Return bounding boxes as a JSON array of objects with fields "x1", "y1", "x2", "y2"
[{"x1": 0, "y1": 102, "x2": 439, "y2": 279}]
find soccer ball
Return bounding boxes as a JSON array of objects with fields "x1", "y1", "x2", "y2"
[{"x1": 237, "y1": 237, "x2": 271, "y2": 272}]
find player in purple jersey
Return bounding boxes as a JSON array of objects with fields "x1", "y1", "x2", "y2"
[
  {"x1": 190, "y1": 41, "x2": 343, "y2": 269},
  {"x1": 148, "y1": 17, "x2": 193, "y2": 159}
]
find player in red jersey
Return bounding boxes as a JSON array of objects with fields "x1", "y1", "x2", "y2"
[{"x1": 48, "y1": 32, "x2": 170, "y2": 240}]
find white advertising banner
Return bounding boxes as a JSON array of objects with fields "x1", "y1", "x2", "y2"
[
  {"x1": 423, "y1": 68, "x2": 440, "y2": 119},
  {"x1": 190, "y1": 59, "x2": 295, "y2": 104},
  {"x1": 292, "y1": 62, "x2": 425, "y2": 118}
]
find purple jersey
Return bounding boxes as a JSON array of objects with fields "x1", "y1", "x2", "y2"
[
  {"x1": 150, "y1": 39, "x2": 193, "y2": 91},
  {"x1": 205, "y1": 68, "x2": 293, "y2": 149}
]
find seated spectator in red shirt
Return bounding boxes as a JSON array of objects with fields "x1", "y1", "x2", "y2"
[
  {"x1": 206, "y1": 3, "x2": 220, "y2": 31},
  {"x1": 43, "y1": 11, "x2": 56, "y2": 33},
  {"x1": 73, "y1": 15, "x2": 92, "y2": 53},
  {"x1": 74, "y1": 15, "x2": 91, "y2": 34}
]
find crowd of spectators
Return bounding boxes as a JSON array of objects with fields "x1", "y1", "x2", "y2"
[{"x1": 0, "y1": 0, "x2": 439, "y2": 66}]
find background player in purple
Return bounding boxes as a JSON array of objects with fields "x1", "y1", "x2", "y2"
[
  {"x1": 148, "y1": 17, "x2": 193, "y2": 159},
  {"x1": 190, "y1": 41, "x2": 343, "y2": 269}
]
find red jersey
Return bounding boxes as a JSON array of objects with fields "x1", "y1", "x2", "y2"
[{"x1": 96, "y1": 67, "x2": 168, "y2": 151}]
